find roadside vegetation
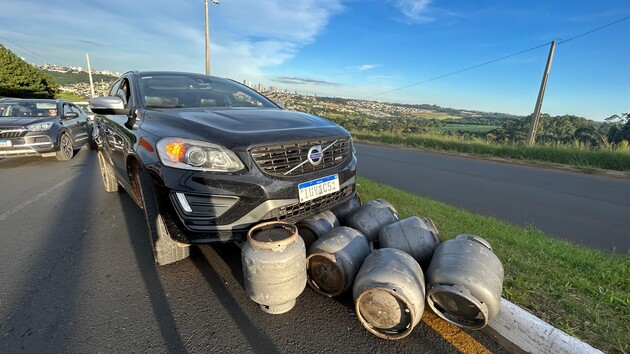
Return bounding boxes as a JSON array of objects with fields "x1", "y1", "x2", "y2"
[
  {"x1": 357, "y1": 177, "x2": 629, "y2": 353},
  {"x1": 0, "y1": 45, "x2": 58, "y2": 98},
  {"x1": 352, "y1": 130, "x2": 630, "y2": 172}
]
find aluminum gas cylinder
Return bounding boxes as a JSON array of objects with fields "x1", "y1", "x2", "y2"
[
  {"x1": 345, "y1": 199, "x2": 398, "y2": 242},
  {"x1": 378, "y1": 216, "x2": 441, "y2": 269},
  {"x1": 241, "y1": 221, "x2": 307, "y2": 314},
  {"x1": 425, "y1": 234, "x2": 504, "y2": 329},
  {"x1": 296, "y1": 210, "x2": 339, "y2": 249},
  {"x1": 353, "y1": 248, "x2": 425, "y2": 340},
  {"x1": 306, "y1": 226, "x2": 371, "y2": 297}
]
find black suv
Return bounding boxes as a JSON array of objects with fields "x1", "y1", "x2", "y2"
[
  {"x1": 0, "y1": 98, "x2": 91, "y2": 160},
  {"x1": 90, "y1": 71, "x2": 357, "y2": 265}
]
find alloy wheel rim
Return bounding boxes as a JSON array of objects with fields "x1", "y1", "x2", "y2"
[{"x1": 62, "y1": 136, "x2": 72, "y2": 158}]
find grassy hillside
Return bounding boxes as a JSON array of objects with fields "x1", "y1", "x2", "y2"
[{"x1": 43, "y1": 70, "x2": 116, "y2": 86}]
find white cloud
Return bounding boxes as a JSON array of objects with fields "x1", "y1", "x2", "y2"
[
  {"x1": 0, "y1": 0, "x2": 344, "y2": 82},
  {"x1": 390, "y1": 0, "x2": 434, "y2": 23},
  {"x1": 348, "y1": 64, "x2": 382, "y2": 71}
]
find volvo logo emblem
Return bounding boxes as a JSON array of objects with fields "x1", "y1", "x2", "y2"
[{"x1": 307, "y1": 145, "x2": 323, "y2": 166}]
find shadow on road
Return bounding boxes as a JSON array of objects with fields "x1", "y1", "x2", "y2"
[
  {"x1": 191, "y1": 243, "x2": 280, "y2": 354},
  {"x1": 0, "y1": 149, "x2": 98, "y2": 352},
  {"x1": 118, "y1": 192, "x2": 189, "y2": 353}
]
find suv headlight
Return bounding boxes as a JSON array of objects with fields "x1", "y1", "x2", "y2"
[
  {"x1": 156, "y1": 138, "x2": 244, "y2": 172},
  {"x1": 27, "y1": 122, "x2": 53, "y2": 131}
]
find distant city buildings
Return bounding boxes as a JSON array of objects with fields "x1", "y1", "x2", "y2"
[{"x1": 38, "y1": 63, "x2": 121, "y2": 77}]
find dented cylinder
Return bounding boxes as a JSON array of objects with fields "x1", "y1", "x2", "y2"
[
  {"x1": 296, "y1": 210, "x2": 339, "y2": 250},
  {"x1": 331, "y1": 192, "x2": 362, "y2": 225},
  {"x1": 425, "y1": 234, "x2": 504, "y2": 329},
  {"x1": 378, "y1": 216, "x2": 441, "y2": 269},
  {"x1": 306, "y1": 226, "x2": 371, "y2": 297},
  {"x1": 353, "y1": 248, "x2": 425, "y2": 340},
  {"x1": 241, "y1": 221, "x2": 307, "y2": 314},
  {"x1": 345, "y1": 199, "x2": 399, "y2": 242}
]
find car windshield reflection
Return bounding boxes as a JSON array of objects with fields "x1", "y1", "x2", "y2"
[
  {"x1": 139, "y1": 74, "x2": 277, "y2": 109},
  {"x1": 0, "y1": 101, "x2": 57, "y2": 118}
]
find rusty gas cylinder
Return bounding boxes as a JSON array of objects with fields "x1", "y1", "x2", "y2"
[
  {"x1": 378, "y1": 216, "x2": 441, "y2": 269},
  {"x1": 296, "y1": 210, "x2": 339, "y2": 250},
  {"x1": 306, "y1": 226, "x2": 371, "y2": 297},
  {"x1": 352, "y1": 248, "x2": 425, "y2": 340},
  {"x1": 241, "y1": 221, "x2": 307, "y2": 314},
  {"x1": 345, "y1": 199, "x2": 399, "y2": 242},
  {"x1": 425, "y1": 234, "x2": 504, "y2": 329}
]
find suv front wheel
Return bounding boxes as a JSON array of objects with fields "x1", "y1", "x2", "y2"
[{"x1": 133, "y1": 163, "x2": 190, "y2": 266}]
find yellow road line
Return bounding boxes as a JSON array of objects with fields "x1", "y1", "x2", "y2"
[{"x1": 422, "y1": 310, "x2": 491, "y2": 354}]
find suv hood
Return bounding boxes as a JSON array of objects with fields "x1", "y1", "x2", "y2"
[
  {"x1": 144, "y1": 108, "x2": 349, "y2": 148},
  {"x1": 177, "y1": 108, "x2": 336, "y2": 133}
]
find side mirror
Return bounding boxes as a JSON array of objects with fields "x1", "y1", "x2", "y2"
[
  {"x1": 89, "y1": 96, "x2": 128, "y2": 115},
  {"x1": 63, "y1": 112, "x2": 79, "y2": 119}
]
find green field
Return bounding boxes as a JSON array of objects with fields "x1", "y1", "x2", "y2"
[
  {"x1": 356, "y1": 177, "x2": 629, "y2": 353},
  {"x1": 437, "y1": 124, "x2": 500, "y2": 133},
  {"x1": 44, "y1": 70, "x2": 116, "y2": 86},
  {"x1": 408, "y1": 111, "x2": 461, "y2": 120}
]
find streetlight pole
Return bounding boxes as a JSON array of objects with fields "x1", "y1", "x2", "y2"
[{"x1": 205, "y1": 0, "x2": 219, "y2": 76}]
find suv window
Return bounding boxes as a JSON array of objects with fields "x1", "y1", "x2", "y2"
[
  {"x1": 138, "y1": 74, "x2": 276, "y2": 109},
  {"x1": 109, "y1": 80, "x2": 121, "y2": 97},
  {"x1": 115, "y1": 79, "x2": 131, "y2": 109},
  {"x1": 63, "y1": 104, "x2": 73, "y2": 116}
]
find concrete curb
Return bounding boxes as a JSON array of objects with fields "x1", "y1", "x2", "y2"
[{"x1": 484, "y1": 299, "x2": 603, "y2": 354}]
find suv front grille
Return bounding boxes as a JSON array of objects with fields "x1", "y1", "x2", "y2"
[
  {"x1": 0, "y1": 127, "x2": 28, "y2": 139},
  {"x1": 263, "y1": 185, "x2": 353, "y2": 222},
  {"x1": 250, "y1": 137, "x2": 351, "y2": 177}
]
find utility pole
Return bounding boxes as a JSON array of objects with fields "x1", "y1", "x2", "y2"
[
  {"x1": 205, "y1": 0, "x2": 219, "y2": 76},
  {"x1": 85, "y1": 53, "x2": 95, "y2": 97},
  {"x1": 527, "y1": 40, "x2": 556, "y2": 146},
  {"x1": 205, "y1": 0, "x2": 210, "y2": 75}
]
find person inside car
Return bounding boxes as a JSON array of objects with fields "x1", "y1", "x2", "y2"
[{"x1": 48, "y1": 108, "x2": 57, "y2": 116}]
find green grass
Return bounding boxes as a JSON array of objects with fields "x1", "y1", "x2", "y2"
[
  {"x1": 408, "y1": 111, "x2": 461, "y2": 120},
  {"x1": 437, "y1": 124, "x2": 500, "y2": 134},
  {"x1": 352, "y1": 130, "x2": 630, "y2": 172},
  {"x1": 356, "y1": 177, "x2": 629, "y2": 353},
  {"x1": 55, "y1": 92, "x2": 87, "y2": 102}
]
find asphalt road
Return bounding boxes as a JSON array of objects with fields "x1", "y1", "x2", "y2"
[
  {"x1": 0, "y1": 148, "x2": 507, "y2": 353},
  {"x1": 356, "y1": 143, "x2": 630, "y2": 252}
]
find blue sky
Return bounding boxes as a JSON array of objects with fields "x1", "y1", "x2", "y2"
[{"x1": 0, "y1": 0, "x2": 628, "y2": 120}]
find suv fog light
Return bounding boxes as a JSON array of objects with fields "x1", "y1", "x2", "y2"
[{"x1": 175, "y1": 192, "x2": 193, "y2": 213}]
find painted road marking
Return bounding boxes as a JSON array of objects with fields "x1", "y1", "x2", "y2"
[
  {"x1": 0, "y1": 176, "x2": 74, "y2": 221},
  {"x1": 423, "y1": 310, "x2": 491, "y2": 354}
]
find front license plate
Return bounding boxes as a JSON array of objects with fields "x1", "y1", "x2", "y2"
[
  {"x1": 298, "y1": 174, "x2": 340, "y2": 203},
  {"x1": 0, "y1": 140, "x2": 12, "y2": 147}
]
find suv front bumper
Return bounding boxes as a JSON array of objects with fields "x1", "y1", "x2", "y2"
[{"x1": 147, "y1": 154, "x2": 358, "y2": 243}]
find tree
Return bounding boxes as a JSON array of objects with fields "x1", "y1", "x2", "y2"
[
  {"x1": 607, "y1": 113, "x2": 630, "y2": 144},
  {"x1": 0, "y1": 45, "x2": 58, "y2": 98}
]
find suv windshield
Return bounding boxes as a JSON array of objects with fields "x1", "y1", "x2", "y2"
[
  {"x1": 139, "y1": 74, "x2": 277, "y2": 109},
  {"x1": 0, "y1": 101, "x2": 57, "y2": 118}
]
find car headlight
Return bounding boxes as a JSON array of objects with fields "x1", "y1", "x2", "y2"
[
  {"x1": 27, "y1": 122, "x2": 53, "y2": 132},
  {"x1": 156, "y1": 138, "x2": 245, "y2": 172}
]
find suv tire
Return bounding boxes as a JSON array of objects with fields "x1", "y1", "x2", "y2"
[
  {"x1": 135, "y1": 164, "x2": 190, "y2": 266},
  {"x1": 97, "y1": 150, "x2": 119, "y2": 192}
]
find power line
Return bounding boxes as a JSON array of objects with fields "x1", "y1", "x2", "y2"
[
  {"x1": 362, "y1": 42, "x2": 551, "y2": 99},
  {"x1": 558, "y1": 15, "x2": 630, "y2": 45},
  {"x1": 363, "y1": 15, "x2": 630, "y2": 100},
  {"x1": 0, "y1": 35, "x2": 62, "y2": 66}
]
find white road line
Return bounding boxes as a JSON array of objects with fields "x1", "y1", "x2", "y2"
[{"x1": 0, "y1": 176, "x2": 75, "y2": 221}]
